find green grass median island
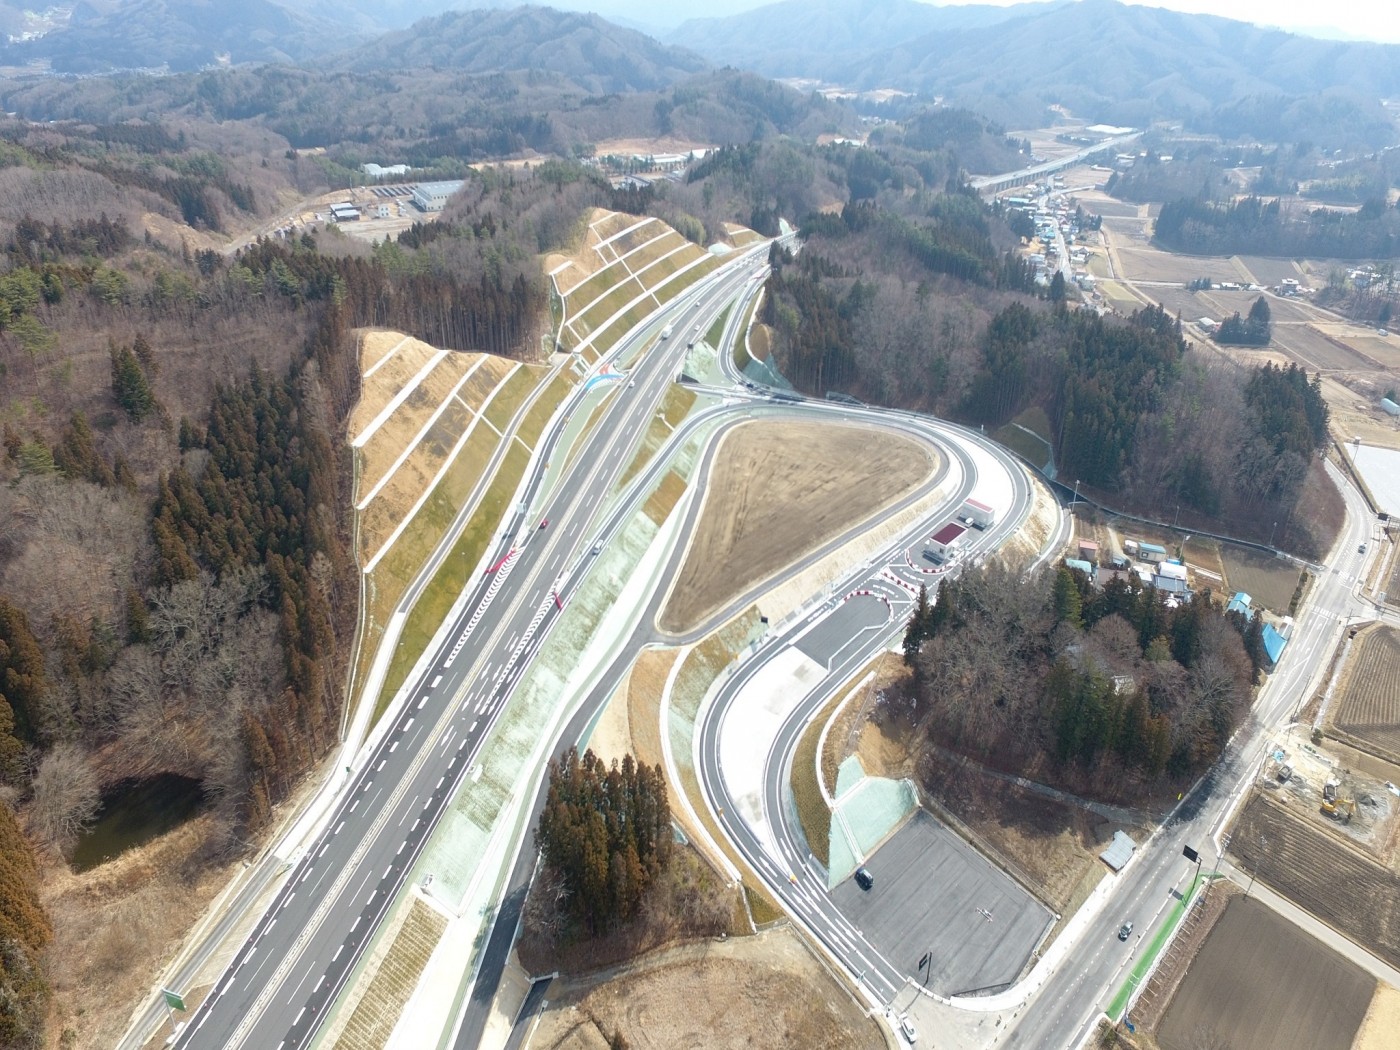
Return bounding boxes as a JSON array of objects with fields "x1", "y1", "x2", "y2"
[
  {"x1": 617, "y1": 384, "x2": 697, "y2": 490},
  {"x1": 791, "y1": 704, "x2": 834, "y2": 867},
  {"x1": 735, "y1": 294, "x2": 763, "y2": 371},
  {"x1": 373, "y1": 440, "x2": 531, "y2": 721},
  {"x1": 1107, "y1": 871, "x2": 1208, "y2": 1020},
  {"x1": 705, "y1": 305, "x2": 731, "y2": 350}
]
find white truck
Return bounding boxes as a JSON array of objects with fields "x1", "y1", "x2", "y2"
[
  {"x1": 660, "y1": 323, "x2": 674, "y2": 340},
  {"x1": 960, "y1": 498, "x2": 996, "y2": 530}
]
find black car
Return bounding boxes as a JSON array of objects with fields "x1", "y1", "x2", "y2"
[{"x1": 854, "y1": 866, "x2": 874, "y2": 891}]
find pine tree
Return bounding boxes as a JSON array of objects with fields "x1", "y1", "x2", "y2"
[
  {"x1": 1052, "y1": 566, "x2": 1084, "y2": 629},
  {"x1": 903, "y1": 584, "x2": 932, "y2": 665},
  {"x1": 110, "y1": 342, "x2": 158, "y2": 422}
]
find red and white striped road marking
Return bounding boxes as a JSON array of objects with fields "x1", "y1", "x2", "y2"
[
  {"x1": 840, "y1": 588, "x2": 893, "y2": 618},
  {"x1": 880, "y1": 570, "x2": 922, "y2": 597},
  {"x1": 903, "y1": 549, "x2": 943, "y2": 575}
]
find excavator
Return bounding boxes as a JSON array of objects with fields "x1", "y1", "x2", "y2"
[{"x1": 1321, "y1": 778, "x2": 1357, "y2": 824}]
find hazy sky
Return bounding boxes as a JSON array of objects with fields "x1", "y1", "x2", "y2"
[{"x1": 1008, "y1": 0, "x2": 1399, "y2": 44}]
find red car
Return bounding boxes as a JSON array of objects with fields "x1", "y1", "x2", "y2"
[{"x1": 539, "y1": 518, "x2": 549, "y2": 530}]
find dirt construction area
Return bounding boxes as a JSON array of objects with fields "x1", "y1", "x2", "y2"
[
  {"x1": 1157, "y1": 895, "x2": 1373, "y2": 1050},
  {"x1": 524, "y1": 924, "x2": 883, "y2": 1050},
  {"x1": 1331, "y1": 624, "x2": 1400, "y2": 764},
  {"x1": 658, "y1": 420, "x2": 936, "y2": 634}
]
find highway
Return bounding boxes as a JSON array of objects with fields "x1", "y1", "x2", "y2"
[
  {"x1": 157, "y1": 204, "x2": 1380, "y2": 1050},
  {"x1": 170, "y1": 243, "x2": 775, "y2": 1050}
]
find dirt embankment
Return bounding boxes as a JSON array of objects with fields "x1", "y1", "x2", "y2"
[
  {"x1": 659, "y1": 420, "x2": 935, "y2": 635},
  {"x1": 525, "y1": 925, "x2": 882, "y2": 1050}
]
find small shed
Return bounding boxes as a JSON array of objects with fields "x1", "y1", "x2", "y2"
[
  {"x1": 1100, "y1": 831, "x2": 1137, "y2": 871},
  {"x1": 1077, "y1": 538, "x2": 1100, "y2": 562},
  {"x1": 1138, "y1": 542, "x2": 1167, "y2": 564},
  {"x1": 927, "y1": 522, "x2": 967, "y2": 560},
  {"x1": 1066, "y1": 558, "x2": 1095, "y2": 576},
  {"x1": 1157, "y1": 561, "x2": 1187, "y2": 582},
  {"x1": 1262, "y1": 623, "x2": 1289, "y2": 666}
]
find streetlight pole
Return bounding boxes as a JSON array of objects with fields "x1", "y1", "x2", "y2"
[
  {"x1": 1269, "y1": 520, "x2": 1277, "y2": 547},
  {"x1": 1072, "y1": 478, "x2": 1080, "y2": 507}
]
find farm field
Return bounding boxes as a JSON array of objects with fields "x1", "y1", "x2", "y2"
[
  {"x1": 1156, "y1": 895, "x2": 1372, "y2": 1050},
  {"x1": 1230, "y1": 794, "x2": 1400, "y2": 969},
  {"x1": 1332, "y1": 625, "x2": 1400, "y2": 762},
  {"x1": 1271, "y1": 322, "x2": 1377, "y2": 371},
  {"x1": 1312, "y1": 323, "x2": 1400, "y2": 370},
  {"x1": 1098, "y1": 216, "x2": 1153, "y2": 249},
  {"x1": 1206, "y1": 288, "x2": 1319, "y2": 323},
  {"x1": 1237, "y1": 255, "x2": 1307, "y2": 288},
  {"x1": 1114, "y1": 246, "x2": 1248, "y2": 284},
  {"x1": 1218, "y1": 547, "x2": 1300, "y2": 612},
  {"x1": 1075, "y1": 195, "x2": 1142, "y2": 219}
]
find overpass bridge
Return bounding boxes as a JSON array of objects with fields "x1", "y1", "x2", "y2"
[{"x1": 970, "y1": 133, "x2": 1141, "y2": 195}]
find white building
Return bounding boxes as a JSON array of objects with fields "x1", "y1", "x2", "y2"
[
  {"x1": 411, "y1": 180, "x2": 466, "y2": 212},
  {"x1": 362, "y1": 163, "x2": 411, "y2": 179}
]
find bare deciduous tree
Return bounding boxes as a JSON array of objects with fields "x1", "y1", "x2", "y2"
[{"x1": 28, "y1": 742, "x2": 100, "y2": 849}]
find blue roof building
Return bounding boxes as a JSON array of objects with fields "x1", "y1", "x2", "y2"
[
  {"x1": 1227, "y1": 592, "x2": 1253, "y2": 618},
  {"x1": 1066, "y1": 558, "x2": 1095, "y2": 575},
  {"x1": 1262, "y1": 623, "x2": 1288, "y2": 665}
]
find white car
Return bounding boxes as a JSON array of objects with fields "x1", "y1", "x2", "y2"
[{"x1": 899, "y1": 1015, "x2": 917, "y2": 1043}]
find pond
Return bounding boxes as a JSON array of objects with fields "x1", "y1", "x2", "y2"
[{"x1": 69, "y1": 773, "x2": 208, "y2": 873}]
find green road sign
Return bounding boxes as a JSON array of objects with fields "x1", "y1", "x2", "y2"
[{"x1": 162, "y1": 988, "x2": 187, "y2": 1012}]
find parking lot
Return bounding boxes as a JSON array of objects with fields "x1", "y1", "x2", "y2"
[{"x1": 830, "y1": 812, "x2": 1054, "y2": 995}]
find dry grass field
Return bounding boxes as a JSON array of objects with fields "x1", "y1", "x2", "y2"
[
  {"x1": 40, "y1": 815, "x2": 242, "y2": 1050},
  {"x1": 1156, "y1": 895, "x2": 1372, "y2": 1050},
  {"x1": 525, "y1": 925, "x2": 882, "y2": 1050},
  {"x1": 1218, "y1": 548, "x2": 1301, "y2": 612},
  {"x1": 1355, "y1": 984, "x2": 1400, "y2": 1050},
  {"x1": 1331, "y1": 625, "x2": 1400, "y2": 763},
  {"x1": 1114, "y1": 247, "x2": 1249, "y2": 284},
  {"x1": 658, "y1": 420, "x2": 935, "y2": 634}
]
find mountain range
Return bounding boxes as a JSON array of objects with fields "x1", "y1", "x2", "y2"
[
  {"x1": 1, "y1": 0, "x2": 1397, "y2": 148},
  {"x1": 331, "y1": 7, "x2": 707, "y2": 93},
  {"x1": 668, "y1": 0, "x2": 1400, "y2": 132},
  {"x1": 0, "y1": 0, "x2": 337, "y2": 72}
]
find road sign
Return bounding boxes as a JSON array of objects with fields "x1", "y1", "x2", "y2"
[
  {"x1": 1182, "y1": 845, "x2": 1199, "y2": 862},
  {"x1": 162, "y1": 988, "x2": 187, "y2": 1012},
  {"x1": 919, "y1": 952, "x2": 931, "y2": 970}
]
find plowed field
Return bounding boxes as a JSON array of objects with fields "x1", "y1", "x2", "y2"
[
  {"x1": 1332, "y1": 625, "x2": 1400, "y2": 761},
  {"x1": 1231, "y1": 794, "x2": 1400, "y2": 968},
  {"x1": 1157, "y1": 895, "x2": 1372, "y2": 1050}
]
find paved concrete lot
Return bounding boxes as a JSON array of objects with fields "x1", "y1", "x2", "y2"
[
  {"x1": 794, "y1": 596, "x2": 892, "y2": 666},
  {"x1": 831, "y1": 812, "x2": 1054, "y2": 995}
]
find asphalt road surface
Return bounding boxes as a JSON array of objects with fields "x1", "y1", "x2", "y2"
[{"x1": 171, "y1": 245, "x2": 774, "y2": 1050}]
